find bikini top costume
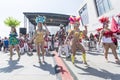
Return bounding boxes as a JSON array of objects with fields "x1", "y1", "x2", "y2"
[
  {"x1": 70, "y1": 30, "x2": 83, "y2": 42},
  {"x1": 103, "y1": 30, "x2": 113, "y2": 38},
  {"x1": 73, "y1": 31, "x2": 83, "y2": 38},
  {"x1": 74, "y1": 31, "x2": 80, "y2": 37}
]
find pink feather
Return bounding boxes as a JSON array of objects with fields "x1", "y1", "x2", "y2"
[{"x1": 69, "y1": 16, "x2": 81, "y2": 24}]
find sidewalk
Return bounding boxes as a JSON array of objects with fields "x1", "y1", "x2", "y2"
[
  {"x1": 61, "y1": 49, "x2": 120, "y2": 80},
  {"x1": 0, "y1": 52, "x2": 57, "y2": 80}
]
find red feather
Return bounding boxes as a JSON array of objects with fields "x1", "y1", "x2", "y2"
[
  {"x1": 99, "y1": 17, "x2": 109, "y2": 23},
  {"x1": 69, "y1": 16, "x2": 80, "y2": 24},
  {"x1": 69, "y1": 16, "x2": 74, "y2": 24}
]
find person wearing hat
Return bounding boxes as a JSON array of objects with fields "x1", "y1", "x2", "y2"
[
  {"x1": 56, "y1": 24, "x2": 68, "y2": 57},
  {"x1": 98, "y1": 17, "x2": 120, "y2": 64},
  {"x1": 65, "y1": 16, "x2": 87, "y2": 64},
  {"x1": 57, "y1": 24, "x2": 65, "y2": 45},
  {"x1": 31, "y1": 16, "x2": 49, "y2": 63}
]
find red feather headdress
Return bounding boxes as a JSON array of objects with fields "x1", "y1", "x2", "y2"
[
  {"x1": 69, "y1": 16, "x2": 81, "y2": 24},
  {"x1": 99, "y1": 17, "x2": 109, "y2": 24}
]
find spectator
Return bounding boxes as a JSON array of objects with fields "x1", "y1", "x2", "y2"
[{"x1": 3, "y1": 37, "x2": 9, "y2": 53}]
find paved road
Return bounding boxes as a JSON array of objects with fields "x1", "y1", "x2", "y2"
[
  {"x1": 0, "y1": 51, "x2": 57, "y2": 80},
  {"x1": 0, "y1": 49, "x2": 120, "y2": 80},
  {"x1": 61, "y1": 49, "x2": 120, "y2": 80}
]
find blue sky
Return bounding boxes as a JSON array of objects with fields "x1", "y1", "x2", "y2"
[{"x1": 0, "y1": 0, "x2": 83, "y2": 38}]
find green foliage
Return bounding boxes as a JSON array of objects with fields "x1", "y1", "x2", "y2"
[{"x1": 4, "y1": 17, "x2": 21, "y2": 27}]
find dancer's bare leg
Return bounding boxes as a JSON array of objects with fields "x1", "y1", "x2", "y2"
[
  {"x1": 103, "y1": 43, "x2": 109, "y2": 62},
  {"x1": 10, "y1": 45, "x2": 14, "y2": 59},
  {"x1": 36, "y1": 44, "x2": 41, "y2": 63},
  {"x1": 77, "y1": 43, "x2": 87, "y2": 64},
  {"x1": 15, "y1": 45, "x2": 20, "y2": 59},
  {"x1": 110, "y1": 43, "x2": 120, "y2": 63},
  {"x1": 71, "y1": 43, "x2": 76, "y2": 64},
  {"x1": 41, "y1": 42, "x2": 45, "y2": 62}
]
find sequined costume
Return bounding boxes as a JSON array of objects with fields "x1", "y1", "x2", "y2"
[
  {"x1": 9, "y1": 32, "x2": 19, "y2": 45},
  {"x1": 34, "y1": 30, "x2": 44, "y2": 44}
]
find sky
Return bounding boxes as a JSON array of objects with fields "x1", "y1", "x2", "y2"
[{"x1": 0, "y1": 0, "x2": 83, "y2": 38}]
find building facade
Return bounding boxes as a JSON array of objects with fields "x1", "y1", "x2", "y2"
[{"x1": 78, "y1": 0, "x2": 120, "y2": 35}]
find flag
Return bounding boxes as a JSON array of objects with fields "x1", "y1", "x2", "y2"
[{"x1": 111, "y1": 17, "x2": 118, "y2": 33}]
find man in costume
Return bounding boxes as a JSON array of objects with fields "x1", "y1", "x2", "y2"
[{"x1": 56, "y1": 24, "x2": 71, "y2": 58}]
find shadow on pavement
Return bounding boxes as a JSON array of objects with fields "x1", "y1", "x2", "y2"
[
  {"x1": 74, "y1": 59, "x2": 83, "y2": 64},
  {"x1": 0, "y1": 59, "x2": 24, "y2": 73},
  {"x1": 108, "y1": 61, "x2": 120, "y2": 65},
  {"x1": 33, "y1": 62, "x2": 55, "y2": 75},
  {"x1": 75, "y1": 65, "x2": 120, "y2": 80},
  {"x1": 27, "y1": 52, "x2": 33, "y2": 56},
  {"x1": 87, "y1": 51, "x2": 104, "y2": 56}
]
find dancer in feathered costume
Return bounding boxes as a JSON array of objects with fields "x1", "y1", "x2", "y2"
[
  {"x1": 98, "y1": 17, "x2": 120, "y2": 63},
  {"x1": 4, "y1": 17, "x2": 20, "y2": 60},
  {"x1": 65, "y1": 16, "x2": 87, "y2": 64},
  {"x1": 9, "y1": 27, "x2": 20, "y2": 59},
  {"x1": 31, "y1": 16, "x2": 49, "y2": 63}
]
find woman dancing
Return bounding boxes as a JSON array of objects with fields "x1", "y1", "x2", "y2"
[
  {"x1": 9, "y1": 27, "x2": 20, "y2": 60},
  {"x1": 98, "y1": 17, "x2": 120, "y2": 63},
  {"x1": 31, "y1": 16, "x2": 49, "y2": 63},
  {"x1": 65, "y1": 16, "x2": 87, "y2": 64}
]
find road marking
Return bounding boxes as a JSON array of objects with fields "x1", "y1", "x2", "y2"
[{"x1": 53, "y1": 51, "x2": 74, "y2": 80}]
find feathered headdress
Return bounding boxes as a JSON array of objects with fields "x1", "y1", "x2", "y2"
[
  {"x1": 4, "y1": 17, "x2": 21, "y2": 27},
  {"x1": 35, "y1": 16, "x2": 46, "y2": 24},
  {"x1": 99, "y1": 17, "x2": 109, "y2": 24},
  {"x1": 69, "y1": 16, "x2": 81, "y2": 24}
]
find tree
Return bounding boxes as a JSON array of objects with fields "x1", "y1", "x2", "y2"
[{"x1": 4, "y1": 17, "x2": 20, "y2": 27}]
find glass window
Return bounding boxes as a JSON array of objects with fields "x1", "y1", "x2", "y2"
[
  {"x1": 79, "y1": 4, "x2": 89, "y2": 25},
  {"x1": 95, "y1": 0, "x2": 112, "y2": 16}
]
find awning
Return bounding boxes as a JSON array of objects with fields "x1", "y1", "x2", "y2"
[{"x1": 23, "y1": 12, "x2": 71, "y2": 26}]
